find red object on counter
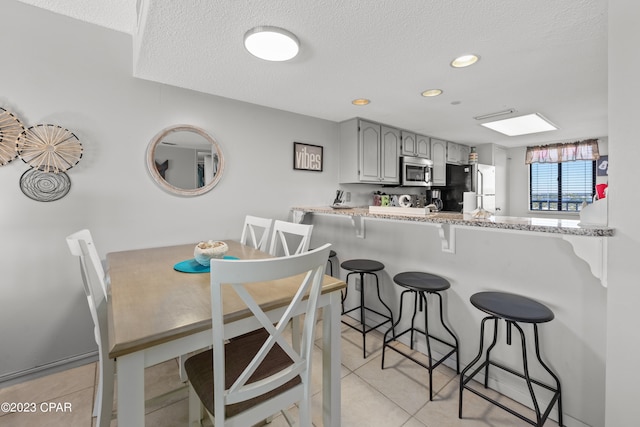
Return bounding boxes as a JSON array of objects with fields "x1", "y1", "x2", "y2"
[{"x1": 596, "y1": 183, "x2": 608, "y2": 199}]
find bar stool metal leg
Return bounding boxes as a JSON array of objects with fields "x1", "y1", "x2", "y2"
[
  {"x1": 342, "y1": 270, "x2": 394, "y2": 358},
  {"x1": 383, "y1": 288, "x2": 458, "y2": 400}
]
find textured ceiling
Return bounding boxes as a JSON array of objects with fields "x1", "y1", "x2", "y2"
[{"x1": 17, "y1": 0, "x2": 608, "y2": 148}]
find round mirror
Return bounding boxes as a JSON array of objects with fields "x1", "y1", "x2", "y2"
[{"x1": 146, "y1": 125, "x2": 225, "y2": 196}]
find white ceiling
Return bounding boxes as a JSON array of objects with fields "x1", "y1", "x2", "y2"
[{"x1": 18, "y1": 0, "x2": 608, "y2": 148}]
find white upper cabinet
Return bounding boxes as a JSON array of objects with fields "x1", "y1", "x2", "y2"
[
  {"x1": 416, "y1": 134, "x2": 430, "y2": 158},
  {"x1": 446, "y1": 141, "x2": 471, "y2": 164},
  {"x1": 339, "y1": 118, "x2": 400, "y2": 184},
  {"x1": 401, "y1": 131, "x2": 430, "y2": 158},
  {"x1": 431, "y1": 138, "x2": 447, "y2": 186}
]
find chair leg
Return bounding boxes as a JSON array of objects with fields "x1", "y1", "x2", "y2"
[
  {"x1": 188, "y1": 382, "x2": 204, "y2": 426},
  {"x1": 95, "y1": 353, "x2": 114, "y2": 427}
]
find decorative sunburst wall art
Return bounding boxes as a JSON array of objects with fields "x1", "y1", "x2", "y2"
[
  {"x1": 0, "y1": 107, "x2": 26, "y2": 166},
  {"x1": 19, "y1": 168, "x2": 71, "y2": 202},
  {"x1": 16, "y1": 124, "x2": 83, "y2": 173}
]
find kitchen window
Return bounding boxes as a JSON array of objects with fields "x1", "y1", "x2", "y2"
[{"x1": 529, "y1": 160, "x2": 596, "y2": 212}]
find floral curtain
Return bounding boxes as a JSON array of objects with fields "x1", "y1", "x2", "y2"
[{"x1": 525, "y1": 139, "x2": 600, "y2": 164}]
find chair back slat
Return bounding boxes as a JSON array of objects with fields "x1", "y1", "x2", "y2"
[
  {"x1": 240, "y1": 215, "x2": 273, "y2": 252},
  {"x1": 268, "y1": 220, "x2": 313, "y2": 257}
]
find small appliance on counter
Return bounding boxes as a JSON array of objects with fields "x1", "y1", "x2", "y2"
[{"x1": 427, "y1": 189, "x2": 443, "y2": 211}]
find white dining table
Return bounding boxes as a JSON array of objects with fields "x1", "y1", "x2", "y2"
[{"x1": 107, "y1": 240, "x2": 345, "y2": 426}]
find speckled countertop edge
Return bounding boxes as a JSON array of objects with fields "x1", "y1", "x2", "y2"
[{"x1": 291, "y1": 206, "x2": 614, "y2": 237}]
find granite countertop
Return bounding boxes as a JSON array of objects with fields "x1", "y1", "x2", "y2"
[{"x1": 291, "y1": 206, "x2": 614, "y2": 237}]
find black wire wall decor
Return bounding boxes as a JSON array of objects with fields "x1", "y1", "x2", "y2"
[
  {"x1": 0, "y1": 107, "x2": 26, "y2": 166},
  {"x1": 19, "y1": 168, "x2": 71, "y2": 202}
]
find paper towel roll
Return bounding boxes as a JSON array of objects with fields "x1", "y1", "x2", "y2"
[{"x1": 463, "y1": 192, "x2": 477, "y2": 213}]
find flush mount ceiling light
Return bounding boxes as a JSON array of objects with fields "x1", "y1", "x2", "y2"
[
  {"x1": 244, "y1": 26, "x2": 299, "y2": 61},
  {"x1": 451, "y1": 54, "x2": 479, "y2": 68},
  {"x1": 352, "y1": 98, "x2": 370, "y2": 106},
  {"x1": 481, "y1": 113, "x2": 558, "y2": 136},
  {"x1": 421, "y1": 89, "x2": 443, "y2": 97}
]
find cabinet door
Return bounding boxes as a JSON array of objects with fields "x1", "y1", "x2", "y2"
[
  {"x1": 381, "y1": 126, "x2": 400, "y2": 183},
  {"x1": 358, "y1": 120, "x2": 381, "y2": 182},
  {"x1": 431, "y1": 139, "x2": 447, "y2": 186},
  {"x1": 446, "y1": 141, "x2": 460, "y2": 164},
  {"x1": 416, "y1": 134, "x2": 430, "y2": 158},
  {"x1": 401, "y1": 131, "x2": 416, "y2": 156},
  {"x1": 459, "y1": 145, "x2": 471, "y2": 164}
]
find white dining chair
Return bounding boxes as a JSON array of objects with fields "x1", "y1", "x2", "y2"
[
  {"x1": 184, "y1": 244, "x2": 332, "y2": 427},
  {"x1": 239, "y1": 215, "x2": 273, "y2": 252},
  {"x1": 66, "y1": 229, "x2": 114, "y2": 427},
  {"x1": 268, "y1": 220, "x2": 313, "y2": 257}
]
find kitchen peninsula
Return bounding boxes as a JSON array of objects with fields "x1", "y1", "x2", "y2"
[
  {"x1": 291, "y1": 205, "x2": 609, "y2": 427},
  {"x1": 291, "y1": 206, "x2": 614, "y2": 236}
]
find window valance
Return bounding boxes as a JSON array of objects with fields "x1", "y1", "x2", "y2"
[{"x1": 525, "y1": 139, "x2": 600, "y2": 164}]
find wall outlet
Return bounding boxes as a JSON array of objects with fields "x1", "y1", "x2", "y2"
[
  {"x1": 345, "y1": 192, "x2": 351, "y2": 202},
  {"x1": 355, "y1": 277, "x2": 361, "y2": 292}
]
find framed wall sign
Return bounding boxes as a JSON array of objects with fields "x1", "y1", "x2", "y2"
[{"x1": 293, "y1": 142, "x2": 323, "y2": 172}]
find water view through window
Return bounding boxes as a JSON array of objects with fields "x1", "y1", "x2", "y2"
[{"x1": 530, "y1": 160, "x2": 596, "y2": 211}]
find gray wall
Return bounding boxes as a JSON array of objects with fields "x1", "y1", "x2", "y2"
[{"x1": 0, "y1": 1, "x2": 339, "y2": 379}]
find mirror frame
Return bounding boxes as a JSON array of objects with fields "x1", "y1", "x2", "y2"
[{"x1": 146, "y1": 124, "x2": 225, "y2": 196}]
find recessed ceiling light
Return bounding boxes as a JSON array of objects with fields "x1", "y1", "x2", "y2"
[
  {"x1": 244, "y1": 26, "x2": 299, "y2": 61},
  {"x1": 421, "y1": 89, "x2": 443, "y2": 97},
  {"x1": 451, "y1": 54, "x2": 479, "y2": 68},
  {"x1": 481, "y1": 113, "x2": 558, "y2": 136},
  {"x1": 352, "y1": 98, "x2": 370, "y2": 106}
]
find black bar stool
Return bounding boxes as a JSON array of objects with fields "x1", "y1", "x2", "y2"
[
  {"x1": 341, "y1": 259, "x2": 394, "y2": 358},
  {"x1": 311, "y1": 248, "x2": 337, "y2": 276},
  {"x1": 381, "y1": 272, "x2": 459, "y2": 400},
  {"x1": 459, "y1": 291, "x2": 563, "y2": 427},
  {"x1": 327, "y1": 249, "x2": 337, "y2": 276}
]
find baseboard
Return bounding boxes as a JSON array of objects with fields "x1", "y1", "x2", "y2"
[{"x1": 0, "y1": 351, "x2": 98, "y2": 389}]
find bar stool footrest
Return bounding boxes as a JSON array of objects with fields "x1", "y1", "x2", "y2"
[
  {"x1": 342, "y1": 305, "x2": 393, "y2": 335},
  {"x1": 383, "y1": 328, "x2": 457, "y2": 372},
  {"x1": 460, "y1": 360, "x2": 561, "y2": 427}
]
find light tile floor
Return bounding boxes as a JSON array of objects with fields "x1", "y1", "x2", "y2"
[{"x1": 0, "y1": 323, "x2": 561, "y2": 426}]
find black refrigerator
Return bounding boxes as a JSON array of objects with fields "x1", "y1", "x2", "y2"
[{"x1": 441, "y1": 164, "x2": 495, "y2": 212}]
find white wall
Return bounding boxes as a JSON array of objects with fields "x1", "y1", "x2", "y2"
[
  {"x1": 605, "y1": 1, "x2": 640, "y2": 425},
  {"x1": 0, "y1": 1, "x2": 339, "y2": 380}
]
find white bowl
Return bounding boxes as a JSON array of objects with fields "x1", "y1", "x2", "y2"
[{"x1": 194, "y1": 240, "x2": 229, "y2": 266}]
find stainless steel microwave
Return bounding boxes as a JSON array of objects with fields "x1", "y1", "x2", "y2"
[{"x1": 400, "y1": 156, "x2": 433, "y2": 186}]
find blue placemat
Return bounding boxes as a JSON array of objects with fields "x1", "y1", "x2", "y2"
[{"x1": 173, "y1": 255, "x2": 239, "y2": 273}]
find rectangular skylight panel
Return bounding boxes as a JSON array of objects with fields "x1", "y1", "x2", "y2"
[{"x1": 481, "y1": 113, "x2": 557, "y2": 136}]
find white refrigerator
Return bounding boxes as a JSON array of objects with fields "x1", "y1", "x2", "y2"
[{"x1": 470, "y1": 164, "x2": 496, "y2": 212}]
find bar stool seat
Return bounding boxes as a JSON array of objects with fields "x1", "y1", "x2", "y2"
[
  {"x1": 341, "y1": 259, "x2": 394, "y2": 358},
  {"x1": 459, "y1": 291, "x2": 563, "y2": 427},
  {"x1": 382, "y1": 272, "x2": 459, "y2": 400}
]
